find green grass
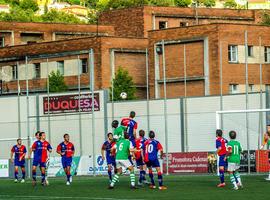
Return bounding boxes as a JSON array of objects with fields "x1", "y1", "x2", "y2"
[{"x1": 0, "y1": 175, "x2": 269, "y2": 200}]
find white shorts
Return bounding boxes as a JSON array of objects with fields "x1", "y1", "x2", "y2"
[
  {"x1": 116, "y1": 160, "x2": 133, "y2": 170},
  {"x1": 228, "y1": 163, "x2": 240, "y2": 172}
]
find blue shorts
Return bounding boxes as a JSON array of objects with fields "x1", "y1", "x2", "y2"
[
  {"x1": 106, "y1": 156, "x2": 116, "y2": 167},
  {"x1": 146, "y1": 159, "x2": 160, "y2": 168},
  {"x1": 33, "y1": 160, "x2": 46, "y2": 168},
  {"x1": 62, "y1": 157, "x2": 72, "y2": 168},
  {"x1": 14, "y1": 160, "x2": 25, "y2": 167},
  {"x1": 219, "y1": 154, "x2": 227, "y2": 167},
  {"x1": 136, "y1": 157, "x2": 144, "y2": 167}
]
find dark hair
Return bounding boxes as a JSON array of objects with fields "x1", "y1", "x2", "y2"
[
  {"x1": 124, "y1": 131, "x2": 129, "y2": 139},
  {"x1": 139, "y1": 130, "x2": 145, "y2": 137},
  {"x1": 63, "y1": 134, "x2": 69, "y2": 138},
  {"x1": 35, "y1": 131, "x2": 40, "y2": 136},
  {"x1": 216, "y1": 129, "x2": 223, "y2": 137},
  {"x1": 149, "y1": 130, "x2": 155, "y2": 139},
  {"x1": 267, "y1": 124, "x2": 270, "y2": 127},
  {"x1": 17, "y1": 138, "x2": 21, "y2": 142},
  {"x1": 39, "y1": 132, "x2": 45, "y2": 137},
  {"x1": 229, "y1": 130, "x2": 237, "y2": 139},
  {"x1": 129, "y1": 111, "x2": 136, "y2": 119},
  {"x1": 112, "y1": 120, "x2": 119, "y2": 128},
  {"x1": 107, "y1": 132, "x2": 113, "y2": 137}
]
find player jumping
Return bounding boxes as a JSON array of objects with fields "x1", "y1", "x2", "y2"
[
  {"x1": 112, "y1": 120, "x2": 126, "y2": 141},
  {"x1": 121, "y1": 111, "x2": 138, "y2": 146},
  {"x1": 226, "y1": 130, "x2": 243, "y2": 190},
  {"x1": 216, "y1": 129, "x2": 228, "y2": 188},
  {"x1": 101, "y1": 132, "x2": 116, "y2": 182},
  {"x1": 31, "y1": 131, "x2": 52, "y2": 186},
  {"x1": 57, "y1": 133, "x2": 75, "y2": 186},
  {"x1": 10, "y1": 138, "x2": 27, "y2": 183},
  {"x1": 135, "y1": 129, "x2": 149, "y2": 186},
  {"x1": 108, "y1": 132, "x2": 136, "y2": 189},
  {"x1": 260, "y1": 124, "x2": 270, "y2": 181},
  {"x1": 143, "y1": 131, "x2": 167, "y2": 190}
]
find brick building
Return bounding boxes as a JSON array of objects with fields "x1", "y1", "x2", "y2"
[
  {"x1": 0, "y1": 22, "x2": 114, "y2": 46},
  {"x1": 148, "y1": 23, "x2": 270, "y2": 98},
  {"x1": 0, "y1": 6, "x2": 270, "y2": 99}
]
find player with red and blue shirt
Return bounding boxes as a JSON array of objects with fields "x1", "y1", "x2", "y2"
[
  {"x1": 135, "y1": 130, "x2": 149, "y2": 186},
  {"x1": 57, "y1": 134, "x2": 75, "y2": 186},
  {"x1": 143, "y1": 131, "x2": 167, "y2": 190},
  {"x1": 10, "y1": 138, "x2": 27, "y2": 183},
  {"x1": 121, "y1": 111, "x2": 138, "y2": 147},
  {"x1": 101, "y1": 132, "x2": 116, "y2": 182},
  {"x1": 216, "y1": 129, "x2": 228, "y2": 188},
  {"x1": 31, "y1": 131, "x2": 52, "y2": 186}
]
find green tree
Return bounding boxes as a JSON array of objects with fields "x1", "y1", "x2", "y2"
[
  {"x1": 110, "y1": 67, "x2": 136, "y2": 101},
  {"x1": 175, "y1": 0, "x2": 191, "y2": 7},
  {"x1": 19, "y1": 0, "x2": 39, "y2": 12},
  {"x1": 48, "y1": 70, "x2": 68, "y2": 93},
  {"x1": 0, "y1": 7, "x2": 39, "y2": 22},
  {"x1": 223, "y1": 0, "x2": 237, "y2": 8},
  {"x1": 261, "y1": 12, "x2": 270, "y2": 25},
  {"x1": 198, "y1": 0, "x2": 215, "y2": 7},
  {"x1": 147, "y1": 0, "x2": 175, "y2": 6},
  {"x1": 41, "y1": 9, "x2": 85, "y2": 24}
]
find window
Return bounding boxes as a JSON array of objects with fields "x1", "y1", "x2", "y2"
[
  {"x1": 57, "y1": 61, "x2": 64, "y2": 75},
  {"x1": 265, "y1": 47, "x2": 270, "y2": 63},
  {"x1": 249, "y1": 84, "x2": 254, "y2": 92},
  {"x1": 228, "y1": 45, "x2": 238, "y2": 63},
  {"x1": 248, "y1": 46, "x2": 253, "y2": 57},
  {"x1": 229, "y1": 84, "x2": 239, "y2": 94},
  {"x1": 81, "y1": 59, "x2": 88, "y2": 74},
  {"x1": 180, "y1": 22, "x2": 188, "y2": 27},
  {"x1": 12, "y1": 65, "x2": 17, "y2": 80},
  {"x1": 0, "y1": 37, "x2": 4, "y2": 47},
  {"x1": 159, "y1": 21, "x2": 167, "y2": 30},
  {"x1": 34, "y1": 63, "x2": 41, "y2": 79}
]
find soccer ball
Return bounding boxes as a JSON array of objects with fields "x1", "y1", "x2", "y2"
[{"x1": 120, "y1": 92, "x2": 127, "y2": 100}]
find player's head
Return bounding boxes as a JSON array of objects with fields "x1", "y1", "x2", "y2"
[
  {"x1": 124, "y1": 131, "x2": 129, "y2": 139},
  {"x1": 216, "y1": 129, "x2": 223, "y2": 137},
  {"x1": 35, "y1": 131, "x2": 41, "y2": 140},
  {"x1": 229, "y1": 130, "x2": 237, "y2": 139},
  {"x1": 139, "y1": 130, "x2": 145, "y2": 138},
  {"x1": 107, "y1": 132, "x2": 113, "y2": 140},
  {"x1": 111, "y1": 120, "x2": 119, "y2": 128},
  {"x1": 149, "y1": 130, "x2": 155, "y2": 139},
  {"x1": 17, "y1": 138, "x2": 22, "y2": 145},
  {"x1": 129, "y1": 111, "x2": 136, "y2": 119},
  {"x1": 39, "y1": 132, "x2": 46, "y2": 140},
  {"x1": 64, "y1": 134, "x2": 69, "y2": 142},
  {"x1": 267, "y1": 124, "x2": 270, "y2": 134}
]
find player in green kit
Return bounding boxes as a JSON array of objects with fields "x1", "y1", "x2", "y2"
[
  {"x1": 109, "y1": 132, "x2": 137, "y2": 189},
  {"x1": 226, "y1": 130, "x2": 243, "y2": 190},
  {"x1": 112, "y1": 120, "x2": 126, "y2": 141}
]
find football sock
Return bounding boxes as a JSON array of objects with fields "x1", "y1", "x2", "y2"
[
  {"x1": 139, "y1": 170, "x2": 144, "y2": 183},
  {"x1": 149, "y1": 170, "x2": 155, "y2": 185},
  {"x1": 67, "y1": 171, "x2": 71, "y2": 182},
  {"x1": 108, "y1": 169, "x2": 112, "y2": 181},
  {"x1": 142, "y1": 170, "x2": 146, "y2": 181},
  {"x1": 32, "y1": 170, "x2": 37, "y2": 181},
  {"x1": 22, "y1": 168, "x2": 25, "y2": 179},
  {"x1": 111, "y1": 174, "x2": 119, "y2": 187},
  {"x1": 158, "y1": 172, "x2": 163, "y2": 187},
  {"x1": 41, "y1": 172, "x2": 45, "y2": 183},
  {"x1": 234, "y1": 172, "x2": 242, "y2": 185},
  {"x1": 130, "y1": 171, "x2": 135, "y2": 187},
  {"x1": 230, "y1": 174, "x2": 237, "y2": 188},
  {"x1": 219, "y1": 169, "x2": 225, "y2": 183},
  {"x1": 14, "y1": 169, "x2": 18, "y2": 180}
]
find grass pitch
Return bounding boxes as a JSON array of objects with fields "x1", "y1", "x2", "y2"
[{"x1": 0, "y1": 175, "x2": 269, "y2": 200}]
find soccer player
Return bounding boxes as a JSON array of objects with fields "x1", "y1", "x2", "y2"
[
  {"x1": 135, "y1": 129, "x2": 148, "y2": 186},
  {"x1": 226, "y1": 130, "x2": 243, "y2": 190},
  {"x1": 10, "y1": 139, "x2": 27, "y2": 183},
  {"x1": 112, "y1": 120, "x2": 126, "y2": 141},
  {"x1": 143, "y1": 131, "x2": 167, "y2": 190},
  {"x1": 121, "y1": 111, "x2": 138, "y2": 146},
  {"x1": 57, "y1": 133, "x2": 75, "y2": 185},
  {"x1": 216, "y1": 129, "x2": 228, "y2": 188},
  {"x1": 31, "y1": 131, "x2": 52, "y2": 186},
  {"x1": 101, "y1": 132, "x2": 116, "y2": 182},
  {"x1": 108, "y1": 132, "x2": 136, "y2": 189},
  {"x1": 260, "y1": 124, "x2": 270, "y2": 181}
]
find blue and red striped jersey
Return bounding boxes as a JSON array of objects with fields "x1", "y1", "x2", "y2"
[
  {"x1": 57, "y1": 142, "x2": 75, "y2": 158},
  {"x1": 11, "y1": 145, "x2": 27, "y2": 162}
]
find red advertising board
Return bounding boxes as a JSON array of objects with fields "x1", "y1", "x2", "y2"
[
  {"x1": 164, "y1": 152, "x2": 208, "y2": 173},
  {"x1": 43, "y1": 93, "x2": 100, "y2": 114}
]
